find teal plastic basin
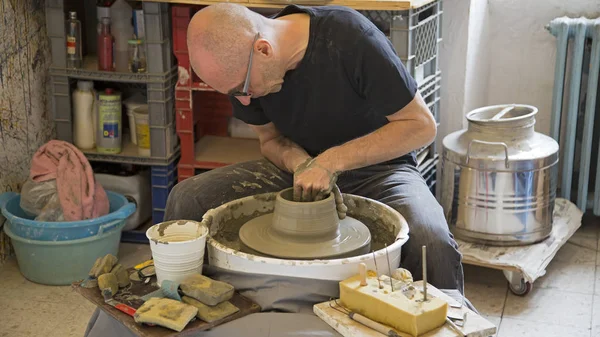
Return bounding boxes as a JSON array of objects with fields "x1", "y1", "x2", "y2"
[
  {"x1": 0, "y1": 191, "x2": 135, "y2": 241},
  {"x1": 3, "y1": 220, "x2": 126, "y2": 285}
]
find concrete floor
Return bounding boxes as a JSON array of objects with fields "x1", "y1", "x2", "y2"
[{"x1": 0, "y1": 219, "x2": 598, "y2": 337}]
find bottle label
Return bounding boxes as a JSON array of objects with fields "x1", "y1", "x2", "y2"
[
  {"x1": 67, "y1": 36, "x2": 76, "y2": 55},
  {"x1": 98, "y1": 94, "x2": 121, "y2": 140},
  {"x1": 103, "y1": 123, "x2": 119, "y2": 138}
]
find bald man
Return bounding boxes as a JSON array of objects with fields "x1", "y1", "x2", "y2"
[{"x1": 166, "y1": 3, "x2": 466, "y2": 304}]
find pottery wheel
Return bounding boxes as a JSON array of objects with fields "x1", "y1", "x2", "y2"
[{"x1": 239, "y1": 213, "x2": 372, "y2": 259}]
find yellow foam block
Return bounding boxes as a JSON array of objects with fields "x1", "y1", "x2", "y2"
[{"x1": 339, "y1": 271, "x2": 448, "y2": 337}]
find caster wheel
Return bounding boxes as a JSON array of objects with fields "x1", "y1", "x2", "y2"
[
  {"x1": 503, "y1": 270, "x2": 532, "y2": 296},
  {"x1": 509, "y1": 279, "x2": 532, "y2": 296}
]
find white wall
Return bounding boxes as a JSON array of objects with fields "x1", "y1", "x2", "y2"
[
  {"x1": 440, "y1": 0, "x2": 600, "y2": 138},
  {"x1": 485, "y1": 0, "x2": 600, "y2": 135},
  {"x1": 439, "y1": 0, "x2": 471, "y2": 141},
  {"x1": 463, "y1": 0, "x2": 491, "y2": 127}
]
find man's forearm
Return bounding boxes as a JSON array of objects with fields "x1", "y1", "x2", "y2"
[
  {"x1": 261, "y1": 136, "x2": 311, "y2": 173},
  {"x1": 317, "y1": 119, "x2": 436, "y2": 173}
]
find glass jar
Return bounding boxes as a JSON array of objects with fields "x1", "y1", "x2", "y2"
[{"x1": 128, "y1": 39, "x2": 147, "y2": 73}]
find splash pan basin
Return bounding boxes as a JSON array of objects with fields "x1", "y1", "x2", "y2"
[{"x1": 203, "y1": 191, "x2": 409, "y2": 281}]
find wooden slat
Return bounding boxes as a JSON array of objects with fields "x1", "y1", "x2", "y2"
[
  {"x1": 314, "y1": 281, "x2": 497, "y2": 337},
  {"x1": 195, "y1": 135, "x2": 263, "y2": 169},
  {"x1": 72, "y1": 270, "x2": 262, "y2": 337},
  {"x1": 140, "y1": 0, "x2": 437, "y2": 11}
]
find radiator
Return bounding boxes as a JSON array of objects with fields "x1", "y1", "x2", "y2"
[{"x1": 546, "y1": 17, "x2": 600, "y2": 214}]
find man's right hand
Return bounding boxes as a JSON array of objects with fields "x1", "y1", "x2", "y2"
[{"x1": 249, "y1": 123, "x2": 348, "y2": 218}]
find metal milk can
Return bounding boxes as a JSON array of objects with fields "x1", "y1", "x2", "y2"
[{"x1": 440, "y1": 104, "x2": 559, "y2": 246}]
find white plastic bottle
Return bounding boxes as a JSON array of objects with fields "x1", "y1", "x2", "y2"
[
  {"x1": 72, "y1": 81, "x2": 96, "y2": 149},
  {"x1": 110, "y1": 0, "x2": 134, "y2": 72}
]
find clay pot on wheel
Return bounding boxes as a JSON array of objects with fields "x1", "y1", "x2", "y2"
[
  {"x1": 271, "y1": 188, "x2": 341, "y2": 242},
  {"x1": 239, "y1": 187, "x2": 371, "y2": 260}
]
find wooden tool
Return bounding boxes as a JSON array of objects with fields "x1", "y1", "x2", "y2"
[
  {"x1": 349, "y1": 312, "x2": 400, "y2": 337},
  {"x1": 384, "y1": 244, "x2": 394, "y2": 292},
  {"x1": 359, "y1": 263, "x2": 367, "y2": 286},
  {"x1": 329, "y1": 300, "x2": 400, "y2": 337}
]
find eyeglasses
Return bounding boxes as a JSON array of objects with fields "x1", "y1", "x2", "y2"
[{"x1": 230, "y1": 33, "x2": 260, "y2": 97}]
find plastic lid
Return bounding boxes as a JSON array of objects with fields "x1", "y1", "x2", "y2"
[
  {"x1": 133, "y1": 106, "x2": 148, "y2": 115},
  {"x1": 128, "y1": 39, "x2": 143, "y2": 45},
  {"x1": 124, "y1": 93, "x2": 147, "y2": 107},
  {"x1": 77, "y1": 81, "x2": 94, "y2": 91}
]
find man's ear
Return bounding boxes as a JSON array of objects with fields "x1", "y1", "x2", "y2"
[{"x1": 256, "y1": 39, "x2": 273, "y2": 58}]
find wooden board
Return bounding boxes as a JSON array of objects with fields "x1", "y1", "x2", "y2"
[
  {"x1": 195, "y1": 135, "x2": 263, "y2": 169},
  {"x1": 139, "y1": 0, "x2": 437, "y2": 11},
  {"x1": 314, "y1": 281, "x2": 497, "y2": 337},
  {"x1": 72, "y1": 270, "x2": 261, "y2": 337}
]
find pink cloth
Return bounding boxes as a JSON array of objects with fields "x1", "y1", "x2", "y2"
[{"x1": 30, "y1": 140, "x2": 109, "y2": 221}]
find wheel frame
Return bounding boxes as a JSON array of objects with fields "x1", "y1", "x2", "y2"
[{"x1": 503, "y1": 270, "x2": 532, "y2": 296}]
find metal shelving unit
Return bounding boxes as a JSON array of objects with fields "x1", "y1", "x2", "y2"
[
  {"x1": 49, "y1": 56, "x2": 177, "y2": 83},
  {"x1": 45, "y1": 1, "x2": 181, "y2": 242}
]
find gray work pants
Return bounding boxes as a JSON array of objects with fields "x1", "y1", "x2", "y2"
[{"x1": 164, "y1": 159, "x2": 464, "y2": 295}]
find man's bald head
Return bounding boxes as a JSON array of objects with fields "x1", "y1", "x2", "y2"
[{"x1": 187, "y1": 4, "x2": 265, "y2": 90}]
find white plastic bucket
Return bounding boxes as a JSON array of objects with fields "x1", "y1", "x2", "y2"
[
  {"x1": 123, "y1": 93, "x2": 146, "y2": 145},
  {"x1": 133, "y1": 106, "x2": 150, "y2": 156},
  {"x1": 126, "y1": 110, "x2": 137, "y2": 145},
  {"x1": 146, "y1": 220, "x2": 208, "y2": 285}
]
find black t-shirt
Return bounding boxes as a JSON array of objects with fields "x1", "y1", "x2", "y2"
[{"x1": 231, "y1": 5, "x2": 419, "y2": 166}]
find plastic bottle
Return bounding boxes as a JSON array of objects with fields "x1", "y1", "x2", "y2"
[
  {"x1": 96, "y1": 3, "x2": 111, "y2": 34},
  {"x1": 128, "y1": 39, "x2": 147, "y2": 73},
  {"x1": 110, "y1": 0, "x2": 134, "y2": 72},
  {"x1": 97, "y1": 88, "x2": 122, "y2": 154},
  {"x1": 66, "y1": 12, "x2": 82, "y2": 68},
  {"x1": 72, "y1": 81, "x2": 96, "y2": 149},
  {"x1": 98, "y1": 17, "x2": 115, "y2": 71}
]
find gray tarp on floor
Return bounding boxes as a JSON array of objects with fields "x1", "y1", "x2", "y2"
[{"x1": 84, "y1": 265, "x2": 467, "y2": 337}]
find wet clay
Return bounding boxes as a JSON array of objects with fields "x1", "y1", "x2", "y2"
[
  {"x1": 238, "y1": 188, "x2": 372, "y2": 259},
  {"x1": 157, "y1": 220, "x2": 193, "y2": 237}
]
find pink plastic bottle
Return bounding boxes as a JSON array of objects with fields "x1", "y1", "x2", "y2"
[{"x1": 98, "y1": 17, "x2": 115, "y2": 71}]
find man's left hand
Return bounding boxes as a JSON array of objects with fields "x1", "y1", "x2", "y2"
[{"x1": 293, "y1": 157, "x2": 347, "y2": 219}]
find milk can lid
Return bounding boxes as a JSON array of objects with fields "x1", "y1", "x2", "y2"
[{"x1": 466, "y1": 104, "x2": 537, "y2": 125}]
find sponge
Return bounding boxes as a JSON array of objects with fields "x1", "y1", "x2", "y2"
[
  {"x1": 110, "y1": 264, "x2": 131, "y2": 288},
  {"x1": 182, "y1": 296, "x2": 240, "y2": 323},
  {"x1": 98, "y1": 273, "x2": 119, "y2": 297},
  {"x1": 134, "y1": 298, "x2": 198, "y2": 332},
  {"x1": 89, "y1": 254, "x2": 118, "y2": 278},
  {"x1": 179, "y1": 274, "x2": 234, "y2": 306}
]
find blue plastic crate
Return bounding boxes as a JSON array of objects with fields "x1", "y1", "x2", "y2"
[
  {"x1": 151, "y1": 161, "x2": 177, "y2": 174},
  {"x1": 151, "y1": 167, "x2": 177, "y2": 187},
  {"x1": 153, "y1": 209, "x2": 166, "y2": 224},
  {"x1": 152, "y1": 180, "x2": 176, "y2": 210}
]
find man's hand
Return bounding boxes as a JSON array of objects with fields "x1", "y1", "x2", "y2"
[{"x1": 293, "y1": 158, "x2": 348, "y2": 219}]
